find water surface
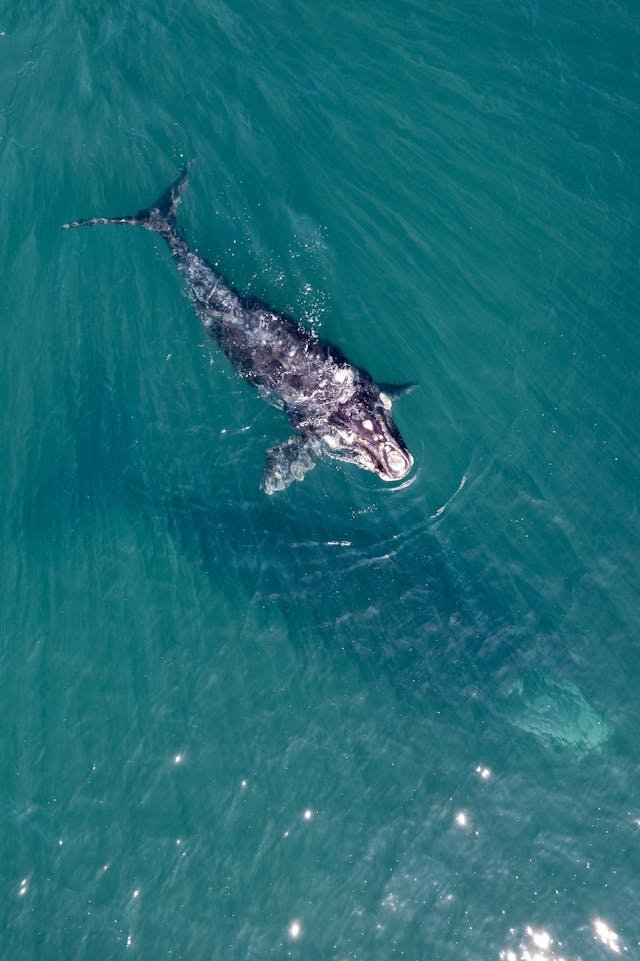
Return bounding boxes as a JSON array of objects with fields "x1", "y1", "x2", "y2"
[{"x1": 1, "y1": 1, "x2": 639, "y2": 958}]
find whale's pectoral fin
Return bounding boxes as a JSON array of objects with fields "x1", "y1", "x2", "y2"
[
  {"x1": 378, "y1": 381, "x2": 418, "y2": 403},
  {"x1": 263, "y1": 435, "x2": 321, "y2": 495}
]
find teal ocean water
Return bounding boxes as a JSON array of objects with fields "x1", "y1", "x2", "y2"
[{"x1": 1, "y1": 0, "x2": 639, "y2": 958}]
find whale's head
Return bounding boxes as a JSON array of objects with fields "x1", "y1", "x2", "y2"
[{"x1": 321, "y1": 392, "x2": 414, "y2": 483}]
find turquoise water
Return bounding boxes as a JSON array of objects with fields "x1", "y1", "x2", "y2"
[{"x1": 1, "y1": 0, "x2": 639, "y2": 958}]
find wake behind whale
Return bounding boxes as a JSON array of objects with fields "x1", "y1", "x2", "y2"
[{"x1": 64, "y1": 166, "x2": 415, "y2": 494}]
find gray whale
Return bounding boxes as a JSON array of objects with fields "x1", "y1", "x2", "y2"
[{"x1": 64, "y1": 166, "x2": 414, "y2": 493}]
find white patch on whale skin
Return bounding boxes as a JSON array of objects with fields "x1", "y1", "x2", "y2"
[
  {"x1": 362, "y1": 419, "x2": 374, "y2": 431},
  {"x1": 333, "y1": 367, "x2": 352, "y2": 385},
  {"x1": 379, "y1": 392, "x2": 392, "y2": 410}
]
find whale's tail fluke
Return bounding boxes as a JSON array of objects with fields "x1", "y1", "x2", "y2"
[{"x1": 63, "y1": 162, "x2": 193, "y2": 234}]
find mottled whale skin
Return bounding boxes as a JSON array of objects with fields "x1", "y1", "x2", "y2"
[{"x1": 64, "y1": 167, "x2": 414, "y2": 493}]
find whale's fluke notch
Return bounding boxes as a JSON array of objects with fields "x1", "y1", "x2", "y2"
[
  {"x1": 144, "y1": 160, "x2": 192, "y2": 225},
  {"x1": 62, "y1": 161, "x2": 194, "y2": 233}
]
